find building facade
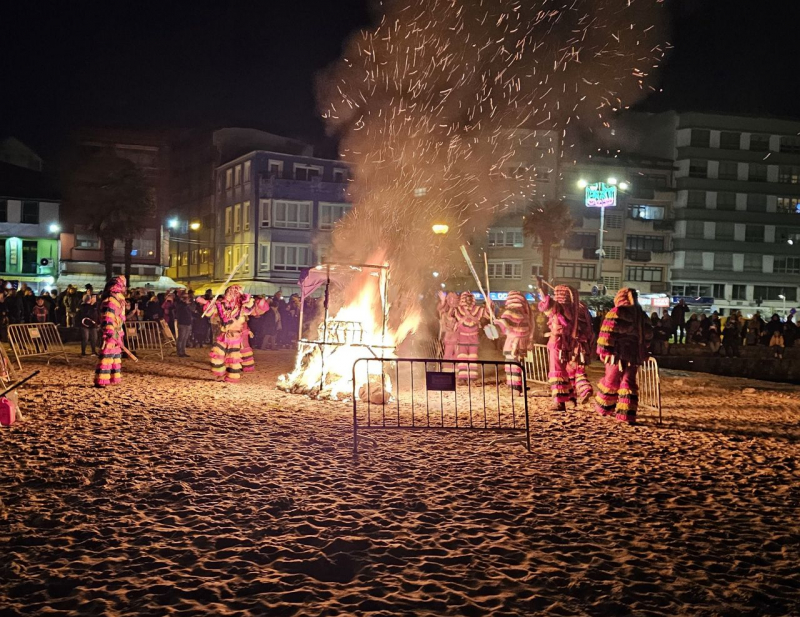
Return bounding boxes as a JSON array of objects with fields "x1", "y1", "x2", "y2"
[{"x1": 214, "y1": 151, "x2": 351, "y2": 295}]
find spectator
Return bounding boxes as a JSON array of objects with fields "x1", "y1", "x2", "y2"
[
  {"x1": 39, "y1": 290, "x2": 55, "y2": 322},
  {"x1": 0, "y1": 293, "x2": 9, "y2": 342},
  {"x1": 174, "y1": 291, "x2": 193, "y2": 357},
  {"x1": 651, "y1": 314, "x2": 671, "y2": 355},
  {"x1": 21, "y1": 288, "x2": 36, "y2": 323},
  {"x1": 144, "y1": 295, "x2": 164, "y2": 321},
  {"x1": 32, "y1": 297, "x2": 49, "y2": 323},
  {"x1": 671, "y1": 299, "x2": 688, "y2": 343},
  {"x1": 6, "y1": 289, "x2": 22, "y2": 325},
  {"x1": 722, "y1": 312, "x2": 742, "y2": 357},
  {"x1": 784, "y1": 313, "x2": 798, "y2": 348},
  {"x1": 686, "y1": 313, "x2": 701, "y2": 344},
  {"x1": 260, "y1": 301, "x2": 280, "y2": 350},
  {"x1": 77, "y1": 294, "x2": 99, "y2": 355},
  {"x1": 708, "y1": 315, "x2": 722, "y2": 355},
  {"x1": 162, "y1": 292, "x2": 176, "y2": 333},
  {"x1": 63, "y1": 285, "x2": 81, "y2": 327},
  {"x1": 766, "y1": 314, "x2": 785, "y2": 359},
  {"x1": 745, "y1": 312, "x2": 764, "y2": 346}
]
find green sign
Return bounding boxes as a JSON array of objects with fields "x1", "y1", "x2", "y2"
[{"x1": 585, "y1": 182, "x2": 617, "y2": 208}]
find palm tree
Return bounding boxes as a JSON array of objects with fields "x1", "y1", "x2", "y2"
[
  {"x1": 64, "y1": 151, "x2": 155, "y2": 280},
  {"x1": 522, "y1": 199, "x2": 574, "y2": 282}
]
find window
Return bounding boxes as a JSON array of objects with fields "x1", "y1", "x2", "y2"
[
  {"x1": 21, "y1": 240, "x2": 37, "y2": 274},
  {"x1": 777, "y1": 197, "x2": 800, "y2": 214},
  {"x1": 259, "y1": 244, "x2": 270, "y2": 271},
  {"x1": 225, "y1": 207, "x2": 232, "y2": 235},
  {"x1": 686, "y1": 221, "x2": 705, "y2": 239},
  {"x1": 273, "y1": 243, "x2": 312, "y2": 271},
  {"x1": 268, "y1": 160, "x2": 283, "y2": 178},
  {"x1": 626, "y1": 235, "x2": 665, "y2": 252},
  {"x1": 718, "y1": 161, "x2": 738, "y2": 180},
  {"x1": 200, "y1": 249, "x2": 209, "y2": 264},
  {"x1": 605, "y1": 213, "x2": 623, "y2": 229},
  {"x1": 566, "y1": 233, "x2": 596, "y2": 250},
  {"x1": 273, "y1": 200, "x2": 311, "y2": 229},
  {"x1": 487, "y1": 228, "x2": 524, "y2": 248},
  {"x1": 601, "y1": 276, "x2": 621, "y2": 292},
  {"x1": 776, "y1": 227, "x2": 800, "y2": 244},
  {"x1": 76, "y1": 230, "x2": 101, "y2": 249},
  {"x1": 225, "y1": 168, "x2": 232, "y2": 189},
  {"x1": 555, "y1": 263, "x2": 596, "y2": 280},
  {"x1": 689, "y1": 160, "x2": 707, "y2": 178},
  {"x1": 713, "y1": 284, "x2": 726, "y2": 299},
  {"x1": 191, "y1": 249, "x2": 199, "y2": 265},
  {"x1": 719, "y1": 131, "x2": 741, "y2": 150},
  {"x1": 732, "y1": 285, "x2": 747, "y2": 300},
  {"x1": 603, "y1": 244, "x2": 622, "y2": 260},
  {"x1": 530, "y1": 264, "x2": 542, "y2": 277},
  {"x1": 774, "y1": 257, "x2": 800, "y2": 274},
  {"x1": 687, "y1": 190, "x2": 706, "y2": 208},
  {"x1": 748, "y1": 164, "x2": 767, "y2": 182},
  {"x1": 21, "y1": 201, "x2": 39, "y2": 224},
  {"x1": 779, "y1": 166, "x2": 800, "y2": 184},
  {"x1": 333, "y1": 168, "x2": 347, "y2": 183},
  {"x1": 243, "y1": 161, "x2": 251, "y2": 183},
  {"x1": 716, "y1": 192, "x2": 736, "y2": 210},
  {"x1": 684, "y1": 251, "x2": 703, "y2": 268},
  {"x1": 743, "y1": 254, "x2": 762, "y2": 272},
  {"x1": 744, "y1": 225, "x2": 764, "y2": 242},
  {"x1": 535, "y1": 168, "x2": 550, "y2": 182},
  {"x1": 780, "y1": 136, "x2": 800, "y2": 154},
  {"x1": 626, "y1": 266, "x2": 663, "y2": 282},
  {"x1": 224, "y1": 247, "x2": 232, "y2": 273},
  {"x1": 234, "y1": 164, "x2": 242, "y2": 186},
  {"x1": 413, "y1": 187, "x2": 427, "y2": 197},
  {"x1": 294, "y1": 163, "x2": 323, "y2": 181},
  {"x1": 487, "y1": 261, "x2": 522, "y2": 279},
  {"x1": 260, "y1": 199, "x2": 271, "y2": 227},
  {"x1": 0, "y1": 200, "x2": 6, "y2": 223},
  {"x1": 714, "y1": 252, "x2": 733, "y2": 271},
  {"x1": 746, "y1": 194, "x2": 767, "y2": 212},
  {"x1": 749, "y1": 134, "x2": 770, "y2": 152},
  {"x1": 629, "y1": 204, "x2": 665, "y2": 220},
  {"x1": 714, "y1": 222, "x2": 734, "y2": 240},
  {"x1": 754, "y1": 286, "x2": 796, "y2": 302},
  {"x1": 217, "y1": 174, "x2": 223, "y2": 194},
  {"x1": 690, "y1": 129, "x2": 710, "y2": 147},
  {"x1": 319, "y1": 202, "x2": 352, "y2": 230},
  {"x1": 180, "y1": 251, "x2": 189, "y2": 266},
  {"x1": 242, "y1": 253, "x2": 250, "y2": 274},
  {"x1": 233, "y1": 203, "x2": 241, "y2": 232},
  {"x1": 673, "y1": 284, "x2": 713, "y2": 297},
  {"x1": 243, "y1": 201, "x2": 251, "y2": 231}
]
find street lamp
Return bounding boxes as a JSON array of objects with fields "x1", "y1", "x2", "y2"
[
  {"x1": 432, "y1": 223, "x2": 449, "y2": 235},
  {"x1": 779, "y1": 294, "x2": 786, "y2": 316},
  {"x1": 168, "y1": 217, "x2": 180, "y2": 230},
  {"x1": 189, "y1": 221, "x2": 201, "y2": 231},
  {"x1": 432, "y1": 271, "x2": 440, "y2": 278},
  {"x1": 48, "y1": 223, "x2": 61, "y2": 234}
]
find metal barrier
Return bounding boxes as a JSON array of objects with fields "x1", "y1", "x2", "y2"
[
  {"x1": 7, "y1": 323, "x2": 69, "y2": 370},
  {"x1": 124, "y1": 320, "x2": 165, "y2": 359},
  {"x1": 159, "y1": 320, "x2": 177, "y2": 348},
  {"x1": 524, "y1": 344, "x2": 550, "y2": 390},
  {"x1": 637, "y1": 356, "x2": 662, "y2": 424},
  {"x1": 352, "y1": 357, "x2": 530, "y2": 454}
]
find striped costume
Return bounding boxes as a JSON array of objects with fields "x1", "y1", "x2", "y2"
[
  {"x1": 452, "y1": 292, "x2": 489, "y2": 382},
  {"x1": 437, "y1": 292, "x2": 460, "y2": 361},
  {"x1": 94, "y1": 276, "x2": 127, "y2": 387},
  {"x1": 494, "y1": 291, "x2": 532, "y2": 391},
  {"x1": 539, "y1": 285, "x2": 594, "y2": 410},
  {"x1": 198, "y1": 286, "x2": 269, "y2": 383},
  {"x1": 595, "y1": 288, "x2": 653, "y2": 424}
]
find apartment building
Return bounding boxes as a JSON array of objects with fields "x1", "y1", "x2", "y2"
[{"x1": 215, "y1": 151, "x2": 351, "y2": 295}]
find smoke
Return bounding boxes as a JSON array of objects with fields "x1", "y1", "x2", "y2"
[{"x1": 317, "y1": 0, "x2": 668, "y2": 298}]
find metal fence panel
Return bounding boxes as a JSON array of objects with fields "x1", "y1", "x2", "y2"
[
  {"x1": 352, "y1": 357, "x2": 530, "y2": 454},
  {"x1": 637, "y1": 356, "x2": 662, "y2": 424},
  {"x1": 525, "y1": 344, "x2": 550, "y2": 390},
  {"x1": 125, "y1": 320, "x2": 165, "y2": 359},
  {"x1": 7, "y1": 323, "x2": 69, "y2": 370}
]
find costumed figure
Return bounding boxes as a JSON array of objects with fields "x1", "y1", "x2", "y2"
[
  {"x1": 436, "y1": 291, "x2": 460, "y2": 361},
  {"x1": 494, "y1": 291, "x2": 532, "y2": 391},
  {"x1": 595, "y1": 287, "x2": 654, "y2": 424},
  {"x1": 538, "y1": 280, "x2": 594, "y2": 411},
  {"x1": 197, "y1": 285, "x2": 269, "y2": 382},
  {"x1": 452, "y1": 292, "x2": 490, "y2": 382},
  {"x1": 94, "y1": 276, "x2": 127, "y2": 387}
]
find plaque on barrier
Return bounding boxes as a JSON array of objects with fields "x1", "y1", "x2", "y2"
[
  {"x1": 426, "y1": 371, "x2": 456, "y2": 392},
  {"x1": 29, "y1": 329, "x2": 40, "y2": 339}
]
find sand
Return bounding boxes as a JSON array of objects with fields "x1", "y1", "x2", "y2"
[{"x1": 0, "y1": 346, "x2": 798, "y2": 616}]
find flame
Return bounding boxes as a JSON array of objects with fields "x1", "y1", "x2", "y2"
[{"x1": 277, "y1": 260, "x2": 421, "y2": 400}]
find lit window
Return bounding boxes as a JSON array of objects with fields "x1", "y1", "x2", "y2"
[
  {"x1": 225, "y1": 169, "x2": 232, "y2": 189},
  {"x1": 234, "y1": 165, "x2": 242, "y2": 186},
  {"x1": 243, "y1": 201, "x2": 251, "y2": 231},
  {"x1": 487, "y1": 228, "x2": 524, "y2": 248},
  {"x1": 225, "y1": 207, "x2": 232, "y2": 235},
  {"x1": 319, "y1": 202, "x2": 352, "y2": 230},
  {"x1": 273, "y1": 200, "x2": 311, "y2": 229},
  {"x1": 273, "y1": 243, "x2": 312, "y2": 271},
  {"x1": 487, "y1": 261, "x2": 522, "y2": 279},
  {"x1": 234, "y1": 203, "x2": 241, "y2": 232},
  {"x1": 243, "y1": 160, "x2": 251, "y2": 183},
  {"x1": 260, "y1": 199, "x2": 271, "y2": 227}
]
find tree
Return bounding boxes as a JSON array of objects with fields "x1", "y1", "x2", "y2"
[
  {"x1": 522, "y1": 199, "x2": 574, "y2": 282},
  {"x1": 64, "y1": 151, "x2": 155, "y2": 280}
]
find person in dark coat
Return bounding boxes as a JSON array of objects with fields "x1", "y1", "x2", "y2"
[
  {"x1": 671, "y1": 299, "x2": 688, "y2": 344},
  {"x1": 77, "y1": 294, "x2": 99, "y2": 355}
]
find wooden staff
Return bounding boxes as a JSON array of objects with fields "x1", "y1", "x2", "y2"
[
  {"x1": 202, "y1": 252, "x2": 250, "y2": 317},
  {"x1": 119, "y1": 341, "x2": 139, "y2": 363}
]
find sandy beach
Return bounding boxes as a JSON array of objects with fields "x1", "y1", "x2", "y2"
[{"x1": 1, "y1": 347, "x2": 798, "y2": 616}]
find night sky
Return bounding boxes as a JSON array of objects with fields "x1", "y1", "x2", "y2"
[{"x1": 3, "y1": 0, "x2": 799, "y2": 160}]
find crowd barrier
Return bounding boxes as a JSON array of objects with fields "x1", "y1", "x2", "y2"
[
  {"x1": 125, "y1": 320, "x2": 166, "y2": 360},
  {"x1": 637, "y1": 356, "x2": 663, "y2": 424},
  {"x1": 524, "y1": 344, "x2": 550, "y2": 392},
  {"x1": 7, "y1": 323, "x2": 69, "y2": 370},
  {"x1": 352, "y1": 357, "x2": 530, "y2": 454}
]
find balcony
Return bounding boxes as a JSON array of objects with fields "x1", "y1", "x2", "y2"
[
  {"x1": 626, "y1": 250, "x2": 652, "y2": 262},
  {"x1": 259, "y1": 176, "x2": 349, "y2": 201}
]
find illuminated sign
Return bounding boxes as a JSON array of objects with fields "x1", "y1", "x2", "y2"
[
  {"x1": 585, "y1": 182, "x2": 617, "y2": 208},
  {"x1": 471, "y1": 291, "x2": 537, "y2": 303}
]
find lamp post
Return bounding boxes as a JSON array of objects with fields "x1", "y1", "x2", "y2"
[{"x1": 779, "y1": 293, "x2": 786, "y2": 317}]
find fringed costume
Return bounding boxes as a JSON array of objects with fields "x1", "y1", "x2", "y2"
[
  {"x1": 198, "y1": 286, "x2": 269, "y2": 383},
  {"x1": 437, "y1": 292, "x2": 460, "y2": 361},
  {"x1": 494, "y1": 291, "x2": 532, "y2": 391},
  {"x1": 94, "y1": 276, "x2": 127, "y2": 387},
  {"x1": 539, "y1": 284, "x2": 594, "y2": 410},
  {"x1": 595, "y1": 288, "x2": 654, "y2": 424},
  {"x1": 452, "y1": 292, "x2": 489, "y2": 382}
]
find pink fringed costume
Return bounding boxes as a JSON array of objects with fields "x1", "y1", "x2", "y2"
[
  {"x1": 94, "y1": 276, "x2": 127, "y2": 387},
  {"x1": 197, "y1": 286, "x2": 269, "y2": 382},
  {"x1": 595, "y1": 288, "x2": 654, "y2": 424},
  {"x1": 494, "y1": 291, "x2": 532, "y2": 391},
  {"x1": 437, "y1": 292, "x2": 460, "y2": 361},
  {"x1": 452, "y1": 292, "x2": 489, "y2": 381},
  {"x1": 539, "y1": 284, "x2": 594, "y2": 410}
]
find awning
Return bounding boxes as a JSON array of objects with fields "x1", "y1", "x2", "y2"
[{"x1": 55, "y1": 274, "x2": 184, "y2": 292}]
